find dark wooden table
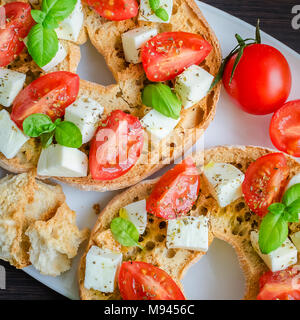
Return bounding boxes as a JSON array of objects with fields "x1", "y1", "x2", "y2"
[{"x1": 0, "y1": 0, "x2": 299, "y2": 300}]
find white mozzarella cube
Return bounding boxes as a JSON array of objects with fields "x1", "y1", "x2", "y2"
[
  {"x1": 203, "y1": 162, "x2": 245, "y2": 208},
  {"x1": 291, "y1": 231, "x2": 300, "y2": 252},
  {"x1": 37, "y1": 144, "x2": 88, "y2": 177},
  {"x1": 42, "y1": 42, "x2": 67, "y2": 72},
  {"x1": 141, "y1": 109, "x2": 180, "y2": 141},
  {"x1": 0, "y1": 68, "x2": 26, "y2": 107},
  {"x1": 84, "y1": 246, "x2": 122, "y2": 293},
  {"x1": 123, "y1": 199, "x2": 147, "y2": 234},
  {"x1": 55, "y1": 0, "x2": 84, "y2": 42},
  {"x1": 64, "y1": 96, "x2": 104, "y2": 144},
  {"x1": 167, "y1": 216, "x2": 209, "y2": 252},
  {"x1": 122, "y1": 27, "x2": 157, "y2": 64},
  {"x1": 139, "y1": 0, "x2": 173, "y2": 23},
  {"x1": 250, "y1": 231, "x2": 298, "y2": 272},
  {"x1": 175, "y1": 65, "x2": 214, "y2": 109},
  {"x1": 0, "y1": 110, "x2": 29, "y2": 159}
]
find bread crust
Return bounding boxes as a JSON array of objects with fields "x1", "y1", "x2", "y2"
[
  {"x1": 0, "y1": 0, "x2": 222, "y2": 191},
  {"x1": 78, "y1": 146, "x2": 300, "y2": 300},
  {"x1": 0, "y1": 171, "x2": 65, "y2": 268}
]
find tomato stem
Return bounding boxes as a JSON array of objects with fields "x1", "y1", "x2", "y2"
[
  {"x1": 256, "y1": 19, "x2": 261, "y2": 44},
  {"x1": 210, "y1": 19, "x2": 262, "y2": 90}
]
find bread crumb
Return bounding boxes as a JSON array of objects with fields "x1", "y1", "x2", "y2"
[{"x1": 93, "y1": 203, "x2": 101, "y2": 215}]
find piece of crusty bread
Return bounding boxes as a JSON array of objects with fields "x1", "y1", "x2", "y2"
[
  {"x1": 0, "y1": 171, "x2": 65, "y2": 268},
  {"x1": 78, "y1": 146, "x2": 300, "y2": 300},
  {"x1": 78, "y1": 177, "x2": 214, "y2": 300},
  {"x1": 26, "y1": 203, "x2": 89, "y2": 276},
  {"x1": 0, "y1": 0, "x2": 222, "y2": 191}
]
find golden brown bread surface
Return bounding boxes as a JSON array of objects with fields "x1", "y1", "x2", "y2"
[
  {"x1": 26, "y1": 203, "x2": 89, "y2": 276},
  {"x1": 78, "y1": 146, "x2": 300, "y2": 300},
  {"x1": 0, "y1": 0, "x2": 222, "y2": 191},
  {"x1": 0, "y1": 171, "x2": 89, "y2": 276},
  {"x1": 0, "y1": 171, "x2": 65, "y2": 268}
]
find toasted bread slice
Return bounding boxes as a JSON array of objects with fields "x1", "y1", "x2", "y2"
[
  {"x1": 0, "y1": 171, "x2": 89, "y2": 275},
  {"x1": 0, "y1": 0, "x2": 221, "y2": 191},
  {"x1": 0, "y1": 171, "x2": 65, "y2": 268},
  {"x1": 0, "y1": 0, "x2": 83, "y2": 77},
  {"x1": 78, "y1": 146, "x2": 300, "y2": 300}
]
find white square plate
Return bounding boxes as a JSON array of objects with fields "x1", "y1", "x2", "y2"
[{"x1": 1, "y1": 1, "x2": 299, "y2": 300}]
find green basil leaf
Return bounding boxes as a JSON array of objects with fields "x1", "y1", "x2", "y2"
[
  {"x1": 268, "y1": 202, "x2": 285, "y2": 215},
  {"x1": 283, "y1": 205, "x2": 300, "y2": 223},
  {"x1": 27, "y1": 24, "x2": 59, "y2": 67},
  {"x1": 110, "y1": 217, "x2": 142, "y2": 249},
  {"x1": 55, "y1": 121, "x2": 82, "y2": 148},
  {"x1": 40, "y1": 131, "x2": 55, "y2": 148},
  {"x1": 54, "y1": 118, "x2": 62, "y2": 126},
  {"x1": 42, "y1": 0, "x2": 77, "y2": 26},
  {"x1": 282, "y1": 183, "x2": 300, "y2": 207},
  {"x1": 142, "y1": 83, "x2": 181, "y2": 119},
  {"x1": 285, "y1": 197, "x2": 300, "y2": 222},
  {"x1": 288, "y1": 197, "x2": 300, "y2": 214},
  {"x1": 149, "y1": 0, "x2": 160, "y2": 12},
  {"x1": 31, "y1": 10, "x2": 46, "y2": 24},
  {"x1": 258, "y1": 210, "x2": 288, "y2": 254},
  {"x1": 23, "y1": 114, "x2": 56, "y2": 137},
  {"x1": 42, "y1": 16, "x2": 59, "y2": 29},
  {"x1": 155, "y1": 8, "x2": 169, "y2": 22}
]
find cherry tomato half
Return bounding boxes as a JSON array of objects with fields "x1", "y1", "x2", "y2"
[
  {"x1": 83, "y1": 0, "x2": 138, "y2": 21},
  {"x1": 270, "y1": 100, "x2": 300, "y2": 157},
  {"x1": 11, "y1": 71, "x2": 80, "y2": 129},
  {"x1": 223, "y1": 44, "x2": 291, "y2": 115},
  {"x1": 118, "y1": 261, "x2": 186, "y2": 300},
  {"x1": 146, "y1": 158, "x2": 200, "y2": 219},
  {"x1": 242, "y1": 153, "x2": 289, "y2": 217},
  {"x1": 89, "y1": 110, "x2": 144, "y2": 181},
  {"x1": 0, "y1": 2, "x2": 35, "y2": 67},
  {"x1": 141, "y1": 32, "x2": 212, "y2": 82},
  {"x1": 257, "y1": 266, "x2": 300, "y2": 300}
]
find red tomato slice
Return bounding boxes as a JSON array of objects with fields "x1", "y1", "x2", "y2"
[
  {"x1": 118, "y1": 261, "x2": 186, "y2": 300},
  {"x1": 223, "y1": 44, "x2": 291, "y2": 115},
  {"x1": 270, "y1": 100, "x2": 300, "y2": 157},
  {"x1": 141, "y1": 32, "x2": 212, "y2": 82},
  {"x1": 146, "y1": 158, "x2": 200, "y2": 219},
  {"x1": 257, "y1": 266, "x2": 300, "y2": 300},
  {"x1": 83, "y1": 0, "x2": 138, "y2": 21},
  {"x1": 0, "y1": 2, "x2": 35, "y2": 67},
  {"x1": 89, "y1": 110, "x2": 144, "y2": 181},
  {"x1": 242, "y1": 153, "x2": 289, "y2": 217},
  {"x1": 11, "y1": 71, "x2": 80, "y2": 129}
]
